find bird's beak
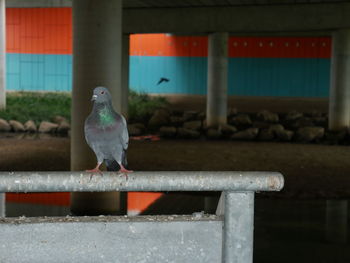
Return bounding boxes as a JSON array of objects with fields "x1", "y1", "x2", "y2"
[{"x1": 91, "y1": 94, "x2": 98, "y2": 101}]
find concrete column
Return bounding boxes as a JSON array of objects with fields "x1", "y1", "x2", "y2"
[
  {"x1": 329, "y1": 29, "x2": 350, "y2": 131},
  {"x1": 206, "y1": 32, "x2": 228, "y2": 127},
  {"x1": 71, "y1": 0, "x2": 125, "y2": 215},
  {"x1": 0, "y1": 0, "x2": 6, "y2": 109},
  {"x1": 121, "y1": 34, "x2": 130, "y2": 117},
  {"x1": 0, "y1": 193, "x2": 5, "y2": 217}
]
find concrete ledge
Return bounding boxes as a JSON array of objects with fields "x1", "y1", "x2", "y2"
[{"x1": 0, "y1": 215, "x2": 222, "y2": 263}]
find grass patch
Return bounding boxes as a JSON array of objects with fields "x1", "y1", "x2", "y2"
[
  {"x1": 0, "y1": 92, "x2": 71, "y2": 124},
  {"x1": 128, "y1": 90, "x2": 169, "y2": 122},
  {"x1": 0, "y1": 90, "x2": 168, "y2": 124}
]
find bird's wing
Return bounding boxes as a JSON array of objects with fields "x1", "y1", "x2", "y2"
[
  {"x1": 84, "y1": 117, "x2": 95, "y2": 149},
  {"x1": 119, "y1": 114, "x2": 129, "y2": 150}
]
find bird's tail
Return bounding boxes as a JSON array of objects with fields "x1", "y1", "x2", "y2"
[
  {"x1": 105, "y1": 150, "x2": 128, "y2": 171},
  {"x1": 121, "y1": 149, "x2": 128, "y2": 168},
  {"x1": 105, "y1": 159, "x2": 119, "y2": 171}
]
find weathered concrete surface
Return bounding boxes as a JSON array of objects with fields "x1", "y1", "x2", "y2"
[
  {"x1": 329, "y1": 29, "x2": 350, "y2": 130},
  {"x1": 206, "y1": 32, "x2": 228, "y2": 127},
  {"x1": 0, "y1": 215, "x2": 222, "y2": 263},
  {"x1": 6, "y1": 1, "x2": 349, "y2": 35},
  {"x1": 0, "y1": 193, "x2": 4, "y2": 217},
  {"x1": 71, "y1": 0, "x2": 124, "y2": 215},
  {"x1": 123, "y1": 3, "x2": 350, "y2": 34}
]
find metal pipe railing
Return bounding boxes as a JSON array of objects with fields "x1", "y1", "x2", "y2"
[
  {"x1": 0, "y1": 171, "x2": 284, "y2": 263},
  {"x1": 0, "y1": 171, "x2": 283, "y2": 192}
]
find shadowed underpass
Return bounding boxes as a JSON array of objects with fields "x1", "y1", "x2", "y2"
[{"x1": 1, "y1": 135, "x2": 350, "y2": 262}]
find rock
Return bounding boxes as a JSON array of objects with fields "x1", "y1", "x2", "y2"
[
  {"x1": 170, "y1": 116, "x2": 185, "y2": 127},
  {"x1": 57, "y1": 121, "x2": 70, "y2": 134},
  {"x1": 0, "y1": 118, "x2": 11, "y2": 132},
  {"x1": 268, "y1": 124, "x2": 285, "y2": 136},
  {"x1": 197, "y1": 112, "x2": 206, "y2": 121},
  {"x1": 159, "y1": 126, "x2": 177, "y2": 138},
  {"x1": 258, "y1": 129, "x2": 275, "y2": 141},
  {"x1": 219, "y1": 124, "x2": 237, "y2": 135},
  {"x1": 257, "y1": 110, "x2": 279, "y2": 123},
  {"x1": 309, "y1": 110, "x2": 323, "y2": 118},
  {"x1": 285, "y1": 110, "x2": 303, "y2": 121},
  {"x1": 183, "y1": 120, "x2": 202, "y2": 131},
  {"x1": 293, "y1": 117, "x2": 314, "y2": 128},
  {"x1": 128, "y1": 123, "x2": 145, "y2": 136},
  {"x1": 252, "y1": 121, "x2": 270, "y2": 129},
  {"x1": 39, "y1": 121, "x2": 58, "y2": 133},
  {"x1": 276, "y1": 129, "x2": 294, "y2": 141},
  {"x1": 148, "y1": 108, "x2": 170, "y2": 129},
  {"x1": 267, "y1": 124, "x2": 293, "y2": 141},
  {"x1": 206, "y1": 128, "x2": 221, "y2": 139},
  {"x1": 24, "y1": 120, "x2": 37, "y2": 133},
  {"x1": 9, "y1": 120, "x2": 25, "y2": 132},
  {"x1": 312, "y1": 116, "x2": 327, "y2": 126},
  {"x1": 231, "y1": 128, "x2": 259, "y2": 140},
  {"x1": 230, "y1": 114, "x2": 252, "y2": 126},
  {"x1": 228, "y1": 107, "x2": 238, "y2": 116},
  {"x1": 53, "y1": 115, "x2": 68, "y2": 125},
  {"x1": 296, "y1": 126, "x2": 325, "y2": 142},
  {"x1": 183, "y1": 111, "x2": 198, "y2": 121},
  {"x1": 177, "y1": 128, "x2": 200, "y2": 139}
]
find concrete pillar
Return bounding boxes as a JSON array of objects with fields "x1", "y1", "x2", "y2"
[
  {"x1": 121, "y1": 34, "x2": 130, "y2": 117},
  {"x1": 206, "y1": 32, "x2": 228, "y2": 127},
  {"x1": 0, "y1": 0, "x2": 6, "y2": 109},
  {"x1": 71, "y1": 0, "x2": 125, "y2": 215},
  {"x1": 329, "y1": 29, "x2": 350, "y2": 131},
  {"x1": 0, "y1": 193, "x2": 5, "y2": 217},
  {"x1": 326, "y1": 200, "x2": 348, "y2": 243}
]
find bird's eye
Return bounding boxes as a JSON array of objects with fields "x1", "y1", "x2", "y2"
[{"x1": 101, "y1": 91, "x2": 105, "y2": 94}]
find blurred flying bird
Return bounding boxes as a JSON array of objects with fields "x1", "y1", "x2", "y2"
[
  {"x1": 157, "y1": 77, "x2": 170, "y2": 85},
  {"x1": 84, "y1": 86, "x2": 131, "y2": 174}
]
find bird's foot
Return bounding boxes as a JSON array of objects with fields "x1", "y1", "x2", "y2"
[
  {"x1": 86, "y1": 168, "x2": 103, "y2": 173},
  {"x1": 86, "y1": 167, "x2": 103, "y2": 181},
  {"x1": 118, "y1": 165, "x2": 133, "y2": 180}
]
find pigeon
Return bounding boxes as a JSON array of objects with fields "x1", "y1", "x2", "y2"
[{"x1": 84, "y1": 86, "x2": 131, "y2": 174}]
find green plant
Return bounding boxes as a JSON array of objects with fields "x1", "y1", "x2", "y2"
[
  {"x1": 0, "y1": 90, "x2": 168, "y2": 125},
  {"x1": 128, "y1": 90, "x2": 168, "y2": 122},
  {"x1": 0, "y1": 92, "x2": 71, "y2": 124}
]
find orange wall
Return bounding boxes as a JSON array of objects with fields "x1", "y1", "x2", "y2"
[{"x1": 6, "y1": 8, "x2": 72, "y2": 54}]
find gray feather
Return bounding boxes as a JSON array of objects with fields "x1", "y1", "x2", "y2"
[{"x1": 84, "y1": 86, "x2": 129, "y2": 171}]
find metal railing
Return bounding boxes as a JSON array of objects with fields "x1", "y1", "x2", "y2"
[{"x1": 0, "y1": 171, "x2": 284, "y2": 263}]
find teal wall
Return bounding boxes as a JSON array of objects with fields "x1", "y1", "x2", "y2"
[
  {"x1": 7, "y1": 53, "x2": 72, "y2": 92},
  {"x1": 130, "y1": 56, "x2": 330, "y2": 97},
  {"x1": 5, "y1": 53, "x2": 331, "y2": 98}
]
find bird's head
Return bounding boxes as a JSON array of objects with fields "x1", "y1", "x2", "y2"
[{"x1": 91, "y1": 86, "x2": 112, "y2": 103}]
